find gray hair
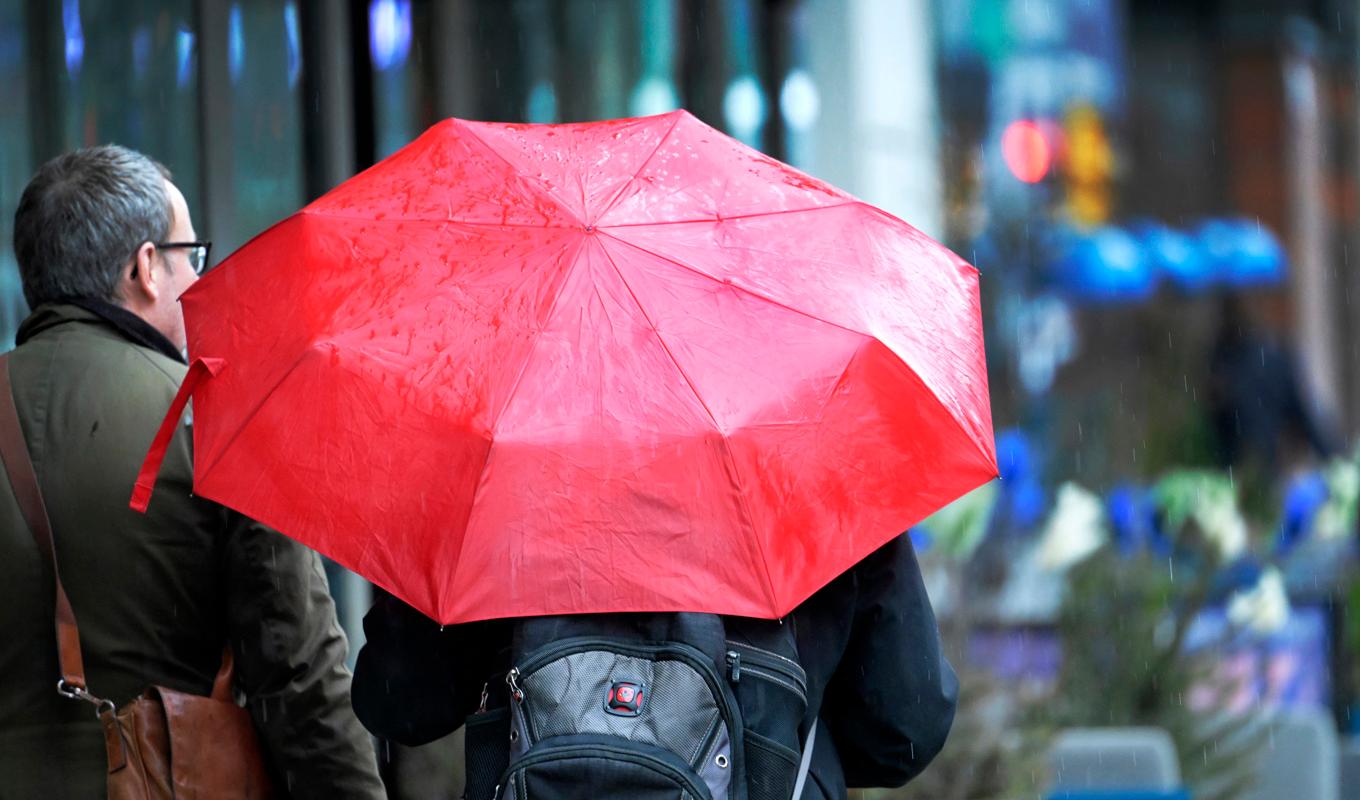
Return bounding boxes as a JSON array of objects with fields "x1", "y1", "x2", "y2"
[{"x1": 13, "y1": 144, "x2": 173, "y2": 309}]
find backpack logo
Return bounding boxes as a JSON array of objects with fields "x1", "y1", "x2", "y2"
[{"x1": 605, "y1": 681, "x2": 645, "y2": 717}]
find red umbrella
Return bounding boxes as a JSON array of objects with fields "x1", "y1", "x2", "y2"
[{"x1": 133, "y1": 110, "x2": 996, "y2": 625}]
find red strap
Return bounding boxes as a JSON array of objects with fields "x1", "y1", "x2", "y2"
[{"x1": 130, "y1": 357, "x2": 225, "y2": 513}]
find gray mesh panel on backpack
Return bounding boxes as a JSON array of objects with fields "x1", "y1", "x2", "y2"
[{"x1": 511, "y1": 650, "x2": 733, "y2": 800}]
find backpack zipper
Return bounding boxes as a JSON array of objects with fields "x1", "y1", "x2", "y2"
[
  {"x1": 503, "y1": 739, "x2": 714, "y2": 800},
  {"x1": 506, "y1": 667, "x2": 523, "y2": 702},
  {"x1": 723, "y1": 641, "x2": 808, "y2": 703},
  {"x1": 726, "y1": 650, "x2": 741, "y2": 683}
]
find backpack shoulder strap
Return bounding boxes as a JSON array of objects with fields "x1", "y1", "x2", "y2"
[{"x1": 790, "y1": 722, "x2": 816, "y2": 799}]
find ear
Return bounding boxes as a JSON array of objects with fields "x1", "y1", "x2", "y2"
[{"x1": 122, "y1": 241, "x2": 160, "y2": 307}]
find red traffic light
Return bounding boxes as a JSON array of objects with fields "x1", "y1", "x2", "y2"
[{"x1": 1002, "y1": 120, "x2": 1053, "y2": 184}]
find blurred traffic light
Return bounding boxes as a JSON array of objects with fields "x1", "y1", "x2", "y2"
[
  {"x1": 1061, "y1": 105, "x2": 1114, "y2": 226},
  {"x1": 1001, "y1": 119, "x2": 1054, "y2": 183}
]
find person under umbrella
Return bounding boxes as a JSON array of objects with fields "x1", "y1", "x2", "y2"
[{"x1": 132, "y1": 111, "x2": 993, "y2": 798}]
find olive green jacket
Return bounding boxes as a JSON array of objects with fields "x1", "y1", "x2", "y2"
[{"x1": 0, "y1": 304, "x2": 386, "y2": 798}]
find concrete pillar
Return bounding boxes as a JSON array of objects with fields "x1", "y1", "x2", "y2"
[
  {"x1": 1283, "y1": 24, "x2": 1345, "y2": 429},
  {"x1": 804, "y1": 0, "x2": 944, "y2": 238},
  {"x1": 195, "y1": 0, "x2": 236, "y2": 252}
]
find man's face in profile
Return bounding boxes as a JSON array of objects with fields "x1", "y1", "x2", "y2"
[{"x1": 150, "y1": 179, "x2": 200, "y2": 351}]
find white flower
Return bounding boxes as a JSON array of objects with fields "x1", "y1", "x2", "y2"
[
  {"x1": 1195, "y1": 496, "x2": 1247, "y2": 562},
  {"x1": 1035, "y1": 482, "x2": 1108, "y2": 571},
  {"x1": 1227, "y1": 567, "x2": 1290, "y2": 635},
  {"x1": 1314, "y1": 461, "x2": 1360, "y2": 541}
]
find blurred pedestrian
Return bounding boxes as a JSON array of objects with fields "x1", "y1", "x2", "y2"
[
  {"x1": 1208, "y1": 291, "x2": 1341, "y2": 474},
  {"x1": 0, "y1": 145, "x2": 386, "y2": 798}
]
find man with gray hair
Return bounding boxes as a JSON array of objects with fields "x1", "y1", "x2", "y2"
[{"x1": 0, "y1": 145, "x2": 386, "y2": 798}]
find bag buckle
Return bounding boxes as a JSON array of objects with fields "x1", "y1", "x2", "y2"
[{"x1": 57, "y1": 679, "x2": 115, "y2": 717}]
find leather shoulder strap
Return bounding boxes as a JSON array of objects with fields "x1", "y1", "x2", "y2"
[{"x1": 0, "y1": 353, "x2": 89, "y2": 693}]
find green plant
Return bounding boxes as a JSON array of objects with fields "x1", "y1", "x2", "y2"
[{"x1": 1032, "y1": 469, "x2": 1274, "y2": 800}]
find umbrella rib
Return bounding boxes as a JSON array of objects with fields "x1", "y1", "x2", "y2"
[
  {"x1": 195, "y1": 346, "x2": 315, "y2": 486},
  {"x1": 451, "y1": 119, "x2": 585, "y2": 226},
  {"x1": 593, "y1": 239, "x2": 782, "y2": 616},
  {"x1": 486, "y1": 236, "x2": 590, "y2": 428},
  {"x1": 599, "y1": 231, "x2": 868, "y2": 341},
  {"x1": 590, "y1": 111, "x2": 684, "y2": 225},
  {"x1": 599, "y1": 199, "x2": 863, "y2": 229},
  {"x1": 440, "y1": 236, "x2": 592, "y2": 615},
  {"x1": 598, "y1": 233, "x2": 993, "y2": 461},
  {"x1": 866, "y1": 336, "x2": 1000, "y2": 492},
  {"x1": 298, "y1": 208, "x2": 576, "y2": 229}
]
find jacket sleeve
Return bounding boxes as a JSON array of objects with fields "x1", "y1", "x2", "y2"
[
  {"x1": 224, "y1": 513, "x2": 387, "y2": 800},
  {"x1": 351, "y1": 592, "x2": 503, "y2": 747},
  {"x1": 819, "y1": 534, "x2": 958, "y2": 788}
]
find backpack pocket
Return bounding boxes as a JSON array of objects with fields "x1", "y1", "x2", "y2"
[
  {"x1": 465, "y1": 706, "x2": 511, "y2": 800},
  {"x1": 499, "y1": 733, "x2": 713, "y2": 800},
  {"x1": 724, "y1": 640, "x2": 808, "y2": 800},
  {"x1": 742, "y1": 732, "x2": 800, "y2": 800},
  {"x1": 506, "y1": 638, "x2": 741, "y2": 800}
]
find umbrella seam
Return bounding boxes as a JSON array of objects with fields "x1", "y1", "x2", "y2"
[
  {"x1": 600, "y1": 231, "x2": 995, "y2": 591},
  {"x1": 600, "y1": 230, "x2": 995, "y2": 473},
  {"x1": 599, "y1": 200, "x2": 862, "y2": 229},
  {"x1": 443, "y1": 236, "x2": 591, "y2": 618},
  {"x1": 439, "y1": 431, "x2": 494, "y2": 624},
  {"x1": 866, "y1": 334, "x2": 999, "y2": 482},
  {"x1": 592, "y1": 238, "x2": 782, "y2": 616},
  {"x1": 608, "y1": 213, "x2": 989, "y2": 454},
  {"x1": 598, "y1": 231, "x2": 868, "y2": 340},
  {"x1": 485, "y1": 236, "x2": 591, "y2": 429},
  {"x1": 851, "y1": 202, "x2": 981, "y2": 273},
  {"x1": 197, "y1": 214, "x2": 308, "y2": 285},
  {"x1": 451, "y1": 119, "x2": 586, "y2": 226},
  {"x1": 296, "y1": 209, "x2": 577, "y2": 228},
  {"x1": 590, "y1": 111, "x2": 685, "y2": 226},
  {"x1": 958, "y1": 307, "x2": 997, "y2": 467},
  {"x1": 194, "y1": 346, "x2": 314, "y2": 487}
]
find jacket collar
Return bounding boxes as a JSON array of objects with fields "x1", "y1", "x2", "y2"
[{"x1": 15, "y1": 299, "x2": 186, "y2": 364}]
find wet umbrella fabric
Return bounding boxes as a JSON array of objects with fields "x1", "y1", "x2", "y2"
[{"x1": 132, "y1": 110, "x2": 997, "y2": 625}]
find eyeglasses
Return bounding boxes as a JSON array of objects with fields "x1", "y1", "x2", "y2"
[{"x1": 155, "y1": 241, "x2": 213, "y2": 275}]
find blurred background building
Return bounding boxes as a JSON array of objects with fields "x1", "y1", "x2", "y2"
[{"x1": 3, "y1": 1, "x2": 1360, "y2": 798}]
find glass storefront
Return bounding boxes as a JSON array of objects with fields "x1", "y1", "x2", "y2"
[
  {"x1": 226, "y1": 1, "x2": 305, "y2": 250},
  {"x1": 0, "y1": 0, "x2": 31, "y2": 346}
]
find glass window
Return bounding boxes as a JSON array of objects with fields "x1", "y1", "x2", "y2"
[
  {"x1": 370, "y1": 0, "x2": 436, "y2": 159},
  {"x1": 225, "y1": 1, "x2": 305, "y2": 250},
  {"x1": 0, "y1": 0, "x2": 31, "y2": 346},
  {"x1": 51, "y1": 0, "x2": 203, "y2": 225},
  {"x1": 778, "y1": 6, "x2": 819, "y2": 170},
  {"x1": 4, "y1": 0, "x2": 201, "y2": 343},
  {"x1": 630, "y1": 0, "x2": 682, "y2": 118},
  {"x1": 719, "y1": 0, "x2": 765, "y2": 148},
  {"x1": 370, "y1": 0, "x2": 681, "y2": 162}
]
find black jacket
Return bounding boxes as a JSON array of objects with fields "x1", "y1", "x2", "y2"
[{"x1": 352, "y1": 533, "x2": 956, "y2": 797}]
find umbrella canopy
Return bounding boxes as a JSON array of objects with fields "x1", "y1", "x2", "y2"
[{"x1": 133, "y1": 110, "x2": 997, "y2": 625}]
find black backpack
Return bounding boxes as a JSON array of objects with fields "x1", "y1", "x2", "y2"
[{"x1": 462, "y1": 612, "x2": 814, "y2": 800}]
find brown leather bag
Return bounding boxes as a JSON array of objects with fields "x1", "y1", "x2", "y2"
[{"x1": 0, "y1": 354, "x2": 278, "y2": 799}]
